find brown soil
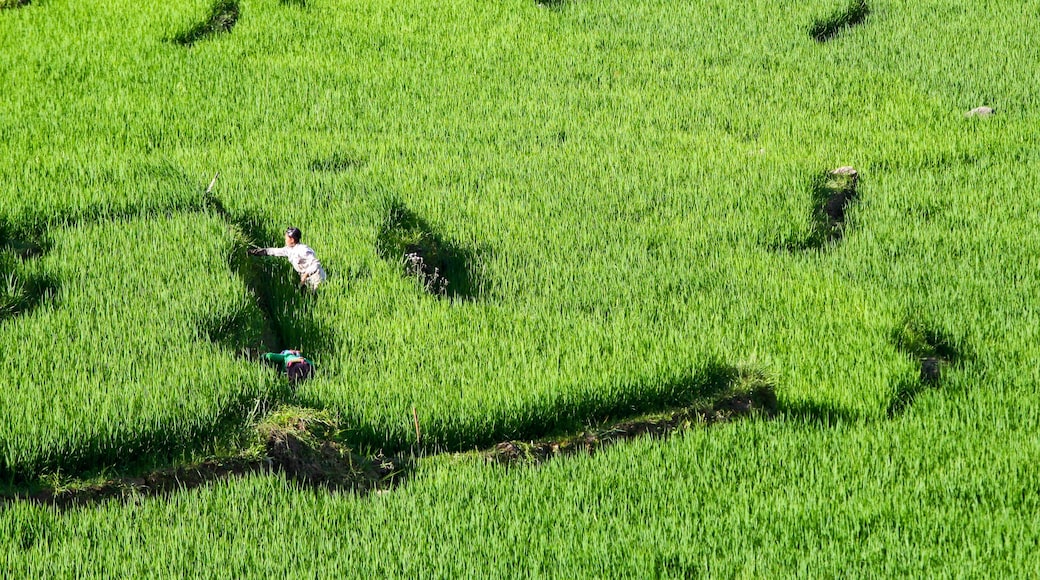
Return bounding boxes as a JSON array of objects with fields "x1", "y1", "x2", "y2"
[
  {"x1": 5, "y1": 385, "x2": 779, "y2": 507},
  {"x1": 8, "y1": 418, "x2": 409, "y2": 512}
]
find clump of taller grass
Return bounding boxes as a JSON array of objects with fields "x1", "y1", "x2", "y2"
[
  {"x1": 810, "y1": 0, "x2": 869, "y2": 42},
  {"x1": 0, "y1": 0, "x2": 30, "y2": 10},
  {"x1": 174, "y1": 0, "x2": 240, "y2": 46}
]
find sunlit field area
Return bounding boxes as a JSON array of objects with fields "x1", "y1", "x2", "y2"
[{"x1": 2, "y1": 0, "x2": 1038, "y2": 575}]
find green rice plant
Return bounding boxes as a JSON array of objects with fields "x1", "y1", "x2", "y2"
[
  {"x1": 0, "y1": 214, "x2": 274, "y2": 478},
  {"x1": 0, "y1": 0, "x2": 1039, "y2": 573},
  {"x1": 308, "y1": 152, "x2": 365, "y2": 173}
]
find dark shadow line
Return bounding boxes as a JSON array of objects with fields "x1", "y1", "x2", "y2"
[
  {"x1": 0, "y1": 389, "x2": 281, "y2": 485},
  {"x1": 776, "y1": 399, "x2": 863, "y2": 428},
  {"x1": 487, "y1": 384, "x2": 777, "y2": 466},
  {"x1": 811, "y1": 0, "x2": 870, "y2": 43},
  {"x1": 3, "y1": 450, "x2": 412, "y2": 514},
  {"x1": 309, "y1": 153, "x2": 365, "y2": 173},
  {"x1": 376, "y1": 199, "x2": 487, "y2": 302},
  {"x1": 769, "y1": 168, "x2": 860, "y2": 252},
  {"x1": 172, "y1": 0, "x2": 240, "y2": 46},
  {"x1": 333, "y1": 362, "x2": 763, "y2": 456}
]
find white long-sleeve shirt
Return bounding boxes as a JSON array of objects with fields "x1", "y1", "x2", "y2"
[{"x1": 264, "y1": 244, "x2": 324, "y2": 278}]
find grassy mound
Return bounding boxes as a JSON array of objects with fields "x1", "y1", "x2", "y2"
[
  {"x1": 0, "y1": 0, "x2": 30, "y2": 10},
  {"x1": 174, "y1": 0, "x2": 240, "y2": 46}
]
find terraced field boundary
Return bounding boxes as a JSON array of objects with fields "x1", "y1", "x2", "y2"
[
  {"x1": 3, "y1": 376, "x2": 776, "y2": 510},
  {"x1": 0, "y1": 168, "x2": 970, "y2": 492},
  {"x1": 1, "y1": 332, "x2": 966, "y2": 509}
]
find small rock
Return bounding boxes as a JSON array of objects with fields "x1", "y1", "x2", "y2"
[
  {"x1": 830, "y1": 166, "x2": 858, "y2": 177},
  {"x1": 966, "y1": 106, "x2": 994, "y2": 117}
]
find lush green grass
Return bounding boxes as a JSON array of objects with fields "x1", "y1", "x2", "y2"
[
  {"x1": 2, "y1": 412, "x2": 1039, "y2": 576},
  {"x1": 0, "y1": 214, "x2": 274, "y2": 476},
  {"x1": 1, "y1": 0, "x2": 1039, "y2": 574}
]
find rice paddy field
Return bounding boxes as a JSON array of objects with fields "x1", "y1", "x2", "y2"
[{"x1": 1, "y1": 0, "x2": 1039, "y2": 575}]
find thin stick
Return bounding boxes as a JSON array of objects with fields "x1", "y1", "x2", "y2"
[
  {"x1": 205, "y1": 172, "x2": 220, "y2": 195},
  {"x1": 412, "y1": 406, "x2": 421, "y2": 445}
]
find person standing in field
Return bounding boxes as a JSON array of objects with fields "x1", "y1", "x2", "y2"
[
  {"x1": 248, "y1": 227, "x2": 327, "y2": 291},
  {"x1": 263, "y1": 349, "x2": 314, "y2": 383}
]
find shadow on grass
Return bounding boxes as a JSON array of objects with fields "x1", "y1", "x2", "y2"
[
  {"x1": 309, "y1": 152, "x2": 365, "y2": 173},
  {"x1": 335, "y1": 362, "x2": 771, "y2": 456},
  {"x1": 376, "y1": 200, "x2": 486, "y2": 301},
  {"x1": 0, "y1": 272, "x2": 59, "y2": 323},
  {"x1": 0, "y1": 220, "x2": 51, "y2": 261},
  {"x1": 774, "y1": 167, "x2": 860, "y2": 252},
  {"x1": 810, "y1": 0, "x2": 869, "y2": 42},
  {"x1": 488, "y1": 381, "x2": 778, "y2": 466},
  {"x1": 1, "y1": 222, "x2": 59, "y2": 324},
  {"x1": 0, "y1": 0, "x2": 30, "y2": 10},
  {"x1": 776, "y1": 399, "x2": 862, "y2": 428},
  {"x1": 3, "y1": 404, "x2": 413, "y2": 513},
  {"x1": 173, "y1": 0, "x2": 240, "y2": 46},
  {"x1": 887, "y1": 321, "x2": 970, "y2": 417}
]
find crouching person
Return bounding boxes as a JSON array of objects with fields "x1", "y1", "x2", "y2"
[{"x1": 264, "y1": 349, "x2": 314, "y2": 383}]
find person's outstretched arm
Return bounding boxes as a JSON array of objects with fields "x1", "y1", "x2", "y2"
[{"x1": 262, "y1": 246, "x2": 292, "y2": 257}]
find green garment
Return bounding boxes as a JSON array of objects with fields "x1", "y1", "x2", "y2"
[{"x1": 263, "y1": 351, "x2": 313, "y2": 371}]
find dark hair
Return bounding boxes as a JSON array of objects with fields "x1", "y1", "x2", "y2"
[{"x1": 285, "y1": 227, "x2": 302, "y2": 242}]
